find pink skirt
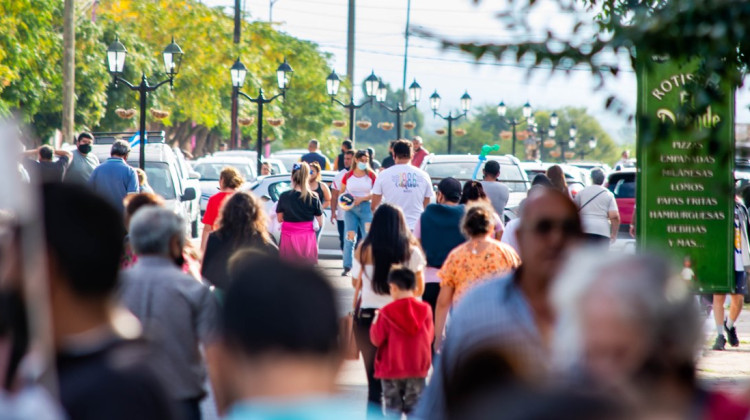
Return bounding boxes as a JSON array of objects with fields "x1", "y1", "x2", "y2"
[{"x1": 279, "y1": 221, "x2": 318, "y2": 265}]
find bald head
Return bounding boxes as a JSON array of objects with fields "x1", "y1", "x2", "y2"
[{"x1": 516, "y1": 188, "x2": 582, "y2": 285}]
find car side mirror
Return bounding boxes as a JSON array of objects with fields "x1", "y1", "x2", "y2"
[
  {"x1": 189, "y1": 171, "x2": 200, "y2": 179},
  {"x1": 181, "y1": 187, "x2": 197, "y2": 202}
]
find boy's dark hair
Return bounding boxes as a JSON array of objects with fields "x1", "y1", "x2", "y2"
[
  {"x1": 341, "y1": 140, "x2": 353, "y2": 150},
  {"x1": 388, "y1": 267, "x2": 416, "y2": 291},
  {"x1": 39, "y1": 145, "x2": 54, "y2": 160},
  {"x1": 344, "y1": 150, "x2": 355, "y2": 157},
  {"x1": 392, "y1": 140, "x2": 413, "y2": 159},
  {"x1": 42, "y1": 183, "x2": 125, "y2": 298},
  {"x1": 224, "y1": 257, "x2": 339, "y2": 357}
]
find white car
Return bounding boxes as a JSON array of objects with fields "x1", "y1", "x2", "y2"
[
  {"x1": 270, "y1": 149, "x2": 308, "y2": 171},
  {"x1": 519, "y1": 161, "x2": 590, "y2": 196},
  {"x1": 192, "y1": 156, "x2": 256, "y2": 214}
]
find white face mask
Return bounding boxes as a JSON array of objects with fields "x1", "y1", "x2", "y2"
[{"x1": 357, "y1": 162, "x2": 368, "y2": 170}]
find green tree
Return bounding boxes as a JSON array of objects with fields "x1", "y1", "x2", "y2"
[{"x1": 354, "y1": 80, "x2": 423, "y2": 149}]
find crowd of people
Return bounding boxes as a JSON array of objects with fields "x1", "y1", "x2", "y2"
[{"x1": 2, "y1": 132, "x2": 750, "y2": 420}]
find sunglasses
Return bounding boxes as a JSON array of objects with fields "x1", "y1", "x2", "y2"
[{"x1": 530, "y1": 218, "x2": 580, "y2": 236}]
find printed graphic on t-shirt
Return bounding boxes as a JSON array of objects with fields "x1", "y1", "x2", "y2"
[{"x1": 391, "y1": 172, "x2": 422, "y2": 191}]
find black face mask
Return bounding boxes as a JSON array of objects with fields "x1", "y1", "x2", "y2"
[
  {"x1": 77, "y1": 144, "x2": 92, "y2": 154},
  {"x1": 174, "y1": 254, "x2": 185, "y2": 268}
]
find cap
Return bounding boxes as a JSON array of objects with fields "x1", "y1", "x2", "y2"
[
  {"x1": 437, "y1": 177, "x2": 462, "y2": 203},
  {"x1": 484, "y1": 160, "x2": 500, "y2": 176}
]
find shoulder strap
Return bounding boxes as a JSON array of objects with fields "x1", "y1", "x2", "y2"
[{"x1": 579, "y1": 189, "x2": 607, "y2": 211}]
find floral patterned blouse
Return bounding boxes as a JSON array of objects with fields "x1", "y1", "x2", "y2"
[{"x1": 438, "y1": 239, "x2": 521, "y2": 303}]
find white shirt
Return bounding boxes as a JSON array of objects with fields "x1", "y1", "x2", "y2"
[
  {"x1": 344, "y1": 173, "x2": 374, "y2": 198},
  {"x1": 371, "y1": 164, "x2": 434, "y2": 229},
  {"x1": 331, "y1": 170, "x2": 347, "y2": 221},
  {"x1": 574, "y1": 185, "x2": 619, "y2": 238},
  {"x1": 501, "y1": 218, "x2": 520, "y2": 254},
  {"x1": 353, "y1": 245, "x2": 426, "y2": 309}
]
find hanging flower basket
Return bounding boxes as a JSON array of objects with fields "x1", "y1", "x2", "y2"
[
  {"x1": 356, "y1": 120, "x2": 372, "y2": 130},
  {"x1": 543, "y1": 139, "x2": 556, "y2": 149},
  {"x1": 454, "y1": 128, "x2": 467, "y2": 137},
  {"x1": 238, "y1": 116, "x2": 255, "y2": 126},
  {"x1": 564, "y1": 151, "x2": 576, "y2": 160},
  {"x1": 500, "y1": 131, "x2": 513, "y2": 141},
  {"x1": 378, "y1": 122, "x2": 394, "y2": 131},
  {"x1": 549, "y1": 150, "x2": 562, "y2": 158},
  {"x1": 267, "y1": 118, "x2": 285, "y2": 127},
  {"x1": 435, "y1": 128, "x2": 446, "y2": 135},
  {"x1": 516, "y1": 132, "x2": 529, "y2": 141},
  {"x1": 115, "y1": 108, "x2": 137, "y2": 119},
  {"x1": 332, "y1": 120, "x2": 346, "y2": 128},
  {"x1": 150, "y1": 109, "x2": 169, "y2": 119},
  {"x1": 404, "y1": 121, "x2": 416, "y2": 130}
]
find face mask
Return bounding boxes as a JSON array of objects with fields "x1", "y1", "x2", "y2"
[
  {"x1": 77, "y1": 144, "x2": 92, "y2": 154},
  {"x1": 174, "y1": 254, "x2": 185, "y2": 268},
  {"x1": 357, "y1": 162, "x2": 368, "y2": 171}
]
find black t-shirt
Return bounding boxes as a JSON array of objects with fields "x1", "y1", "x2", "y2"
[
  {"x1": 300, "y1": 152, "x2": 329, "y2": 170},
  {"x1": 24, "y1": 156, "x2": 70, "y2": 183},
  {"x1": 336, "y1": 153, "x2": 345, "y2": 171},
  {"x1": 202, "y1": 232, "x2": 279, "y2": 289},
  {"x1": 56, "y1": 337, "x2": 176, "y2": 420},
  {"x1": 277, "y1": 190, "x2": 323, "y2": 222},
  {"x1": 381, "y1": 155, "x2": 395, "y2": 169}
]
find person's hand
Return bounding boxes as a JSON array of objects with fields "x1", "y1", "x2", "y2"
[
  {"x1": 433, "y1": 338, "x2": 442, "y2": 354},
  {"x1": 330, "y1": 213, "x2": 337, "y2": 224},
  {"x1": 629, "y1": 224, "x2": 636, "y2": 238},
  {"x1": 353, "y1": 197, "x2": 363, "y2": 206},
  {"x1": 610, "y1": 236, "x2": 617, "y2": 244}
]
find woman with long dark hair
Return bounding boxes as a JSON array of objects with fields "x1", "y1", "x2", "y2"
[
  {"x1": 202, "y1": 191, "x2": 278, "y2": 292},
  {"x1": 276, "y1": 162, "x2": 323, "y2": 264},
  {"x1": 546, "y1": 165, "x2": 571, "y2": 197},
  {"x1": 352, "y1": 203, "x2": 426, "y2": 406}
]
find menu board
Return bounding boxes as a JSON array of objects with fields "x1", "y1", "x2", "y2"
[{"x1": 636, "y1": 58, "x2": 735, "y2": 293}]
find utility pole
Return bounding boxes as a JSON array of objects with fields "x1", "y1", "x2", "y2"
[
  {"x1": 231, "y1": 0, "x2": 241, "y2": 149},
  {"x1": 234, "y1": 0, "x2": 241, "y2": 43},
  {"x1": 62, "y1": 0, "x2": 75, "y2": 144},
  {"x1": 346, "y1": 0, "x2": 355, "y2": 103},
  {"x1": 401, "y1": 0, "x2": 411, "y2": 107}
]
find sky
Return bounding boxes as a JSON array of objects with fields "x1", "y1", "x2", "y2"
[{"x1": 202, "y1": 0, "x2": 750, "y2": 144}]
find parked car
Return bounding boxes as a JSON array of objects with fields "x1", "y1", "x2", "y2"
[
  {"x1": 519, "y1": 161, "x2": 589, "y2": 197},
  {"x1": 270, "y1": 149, "x2": 308, "y2": 171},
  {"x1": 568, "y1": 161, "x2": 612, "y2": 175},
  {"x1": 605, "y1": 169, "x2": 636, "y2": 232},
  {"x1": 420, "y1": 154, "x2": 529, "y2": 222},
  {"x1": 192, "y1": 155, "x2": 256, "y2": 214},
  {"x1": 91, "y1": 132, "x2": 200, "y2": 238},
  {"x1": 262, "y1": 158, "x2": 288, "y2": 175},
  {"x1": 244, "y1": 171, "x2": 341, "y2": 258}
]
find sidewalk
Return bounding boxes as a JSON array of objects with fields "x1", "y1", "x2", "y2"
[{"x1": 697, "y1": 303, "x2": 750, "y2": 396}]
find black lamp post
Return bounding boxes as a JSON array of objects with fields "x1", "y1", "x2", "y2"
[
  {"x1": 561, "y1": 124, "x2": 577, "y2": 163},
  {"x1": 497, "y1": 101, "x2": 532, "y2": 157},
  {"x1": 376, "y1": 78, "x2": 421, "y2": 140},
  {"x1": 230, "y1": 57, "x2": 293, "y2": 175},
  {"x1": 429, "y1": 90, "x2": 471, "y2": 154},
  {"x1": 578, "y1": 136, "x2": 598, "y2": 160},
  {"x1": 326, "y1": 70, "x2": 378, "y2": 145},
  {"x1": 107, "y1": 36, "x2": 183, "y2": 170},
  {"x1": 531, "y1": 111, "x2": 559, "y2": 161}
]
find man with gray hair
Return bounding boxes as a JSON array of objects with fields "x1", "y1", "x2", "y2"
[
  {"x1": 573, "y1": 168, "x2": 620, "y2": 247},
  {"x1": 120, "y1": 207, "x2": 219, "y2": 420},
  {"x1": 89, "y1": 140, "x2": 138, "y2": 212}
]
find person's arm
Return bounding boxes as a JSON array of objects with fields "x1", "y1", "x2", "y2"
[
  {"x1": 315, "y1": 214, "x2": 323, "y2": 230},
  {"x1": 415, "y1": 269, "x2": 425, "y2": 297},
  {"x1": 371, "y1": 194, "x2": 382, "y2": 212},
  {"x1": 608, "y1": 210, "x2": 621, "y2": 243},
  {"x1": 354, "y1": 193, "x2": 372, "y2": 206},
  {"x1": 330, "y1": 188, "x2": 339, "y2": 224},
  {"x1": 200, "y1": 226, "x2": 212, "y2": 255},
  {"x1": 21, "y1": 147, "x2": 39, "y2": 158},
  {"x1": 434, "y1": 286, "x2": 454, "y2": 351},
  {"x1": 54, "y1": 148, "x2": 73, "y2": 162},
  {"x1": 369, "y1": 309, "x2": 387, "y2": 347},
  {"x1": 321, "y1": 182, "x2": 332, "y2": 209},
  {"x1": 423, "y1": 197, "x2": 431, "y2": 209}
]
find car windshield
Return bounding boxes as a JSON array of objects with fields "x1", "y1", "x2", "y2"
[
  {"x1": 607, "y1": 174, "x2": 636, "y2": 199},
  {"x1": 268, "y1": 181, "x2": 292, "y2": 201},
  {"x1": 141, "y1": 163, "x2": 177, "y2": 200},
  {"x1": 424, "y1": 161, "x2": 528, "y2": 192},
  {"x1": 193, "y1": 162, "x2": 254, "y2": 181}
]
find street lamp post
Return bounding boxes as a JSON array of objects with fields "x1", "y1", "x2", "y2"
[
  {"x1": 376, "y1": 78, "x2": 421, "y2": 139},
  {"x1": 562, "y1": 124, "x2": 578, "y2": 163},
  {"x1": 106, "y1": 36, "x2": 184, "y2": 170},
  {"x1": 230, "y1": 57, "x2": 293, "y2": 174},
  {"x1": 532, "y1": 111, "x2": 559, "y2": 161},
  {"x1": 326, "y1": 70, "x2": 378, "y2": 145},
  {"x1": 578, "y1": 136, "x2": 598, "y2": 160},
  {"x1": 497, "y1": 101, "x2": 532, "y2": 157},
  {"x1": 429, "y1": 90, "x2": 471, "y2": 154}
]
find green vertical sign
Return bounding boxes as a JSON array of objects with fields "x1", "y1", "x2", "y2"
[{"x1": 636, "y1": 58, "x2": 735, "y2": 293}]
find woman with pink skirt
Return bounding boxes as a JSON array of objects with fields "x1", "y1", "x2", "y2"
[{"x1": 276, "y1": 162, "x2": 323, "y2": 265}]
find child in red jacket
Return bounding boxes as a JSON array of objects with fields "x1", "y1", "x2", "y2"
[{"x1": 370, "y1": 267, "x2": 434, "y2": 415}]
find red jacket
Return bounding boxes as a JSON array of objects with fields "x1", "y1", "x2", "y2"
[{"x1": 370, "y1": 297, "x2": 434, "y2": 379}]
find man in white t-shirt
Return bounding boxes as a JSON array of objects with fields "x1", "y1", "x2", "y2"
[
  {"x1": 372, "y1": 140, "x2": 434, "y2": 230},
  {"x1": 331, "y1": 150, "x2": 356, "y2": 253},
  {"x1": 573, "y1": 168, "x2": 620, "y2": 247}
]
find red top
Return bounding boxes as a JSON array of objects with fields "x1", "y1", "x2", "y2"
[
  {"x1": 705, "y1": 391, "x2": 750, "y2": 420},
  {"x1": 202, "y1": 191, "x2": 233, "y2": 228},
  {"x1": 370, "y1": 297, "x2": 433, "y2": 379},
  {"x1": 411, "y1": 148, "x2": 429, "y2": 168}
]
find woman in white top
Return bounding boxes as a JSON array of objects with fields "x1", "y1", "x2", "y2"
[
  {"x1": 341, "y1": 150, "x2": 378, "y2": 274},
  {"x1": 352, "y1": 203, "x2": 426, "y2": 405}
]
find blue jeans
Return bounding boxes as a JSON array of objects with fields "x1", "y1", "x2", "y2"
[{"x1": 343, "y1": 201, "x2": 373, "y2": 269}]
